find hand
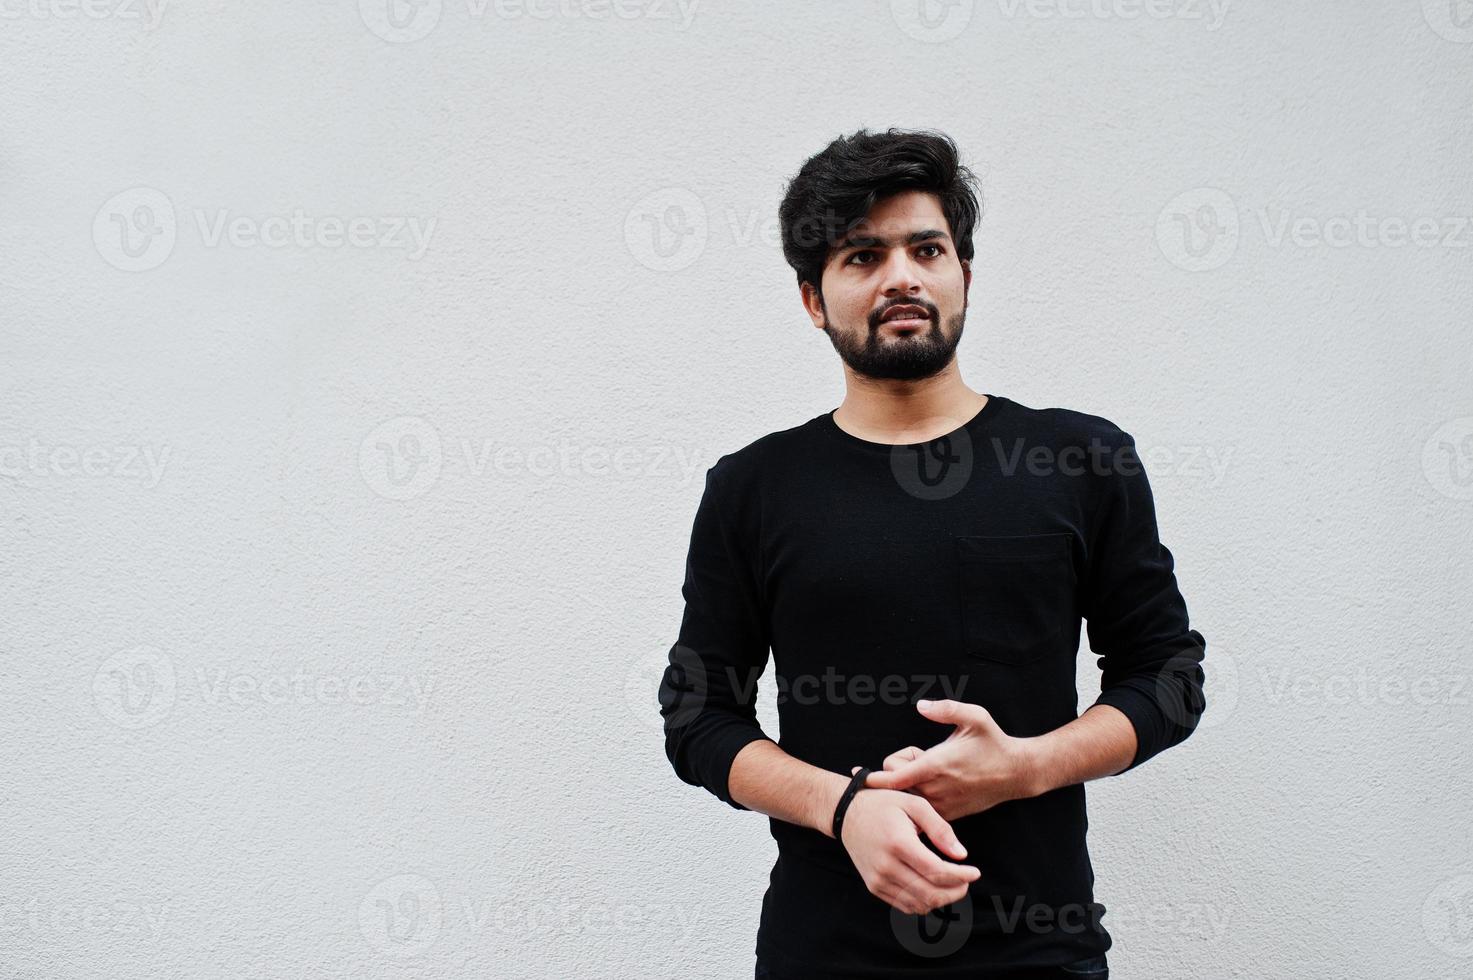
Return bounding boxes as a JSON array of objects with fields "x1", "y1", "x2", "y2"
[
  {"x1": 837, "y1": 787, "x2": 981, "y2": 917},
  {"x1": 854, "y1": 699, "x2": 1040, "y2": 822}
]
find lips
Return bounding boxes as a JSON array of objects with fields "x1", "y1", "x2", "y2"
[{"x1": 880, "y1": 304, "x2": 930, "y2": 325}]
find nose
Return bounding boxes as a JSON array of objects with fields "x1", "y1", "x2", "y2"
[{"x1": 878, "y1": 249, "x2": 923, "y2": 297}]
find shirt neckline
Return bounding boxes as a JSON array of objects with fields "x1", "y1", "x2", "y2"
[{"x1": 820, "y1": 393, "x2": 1005, "y2": 454}]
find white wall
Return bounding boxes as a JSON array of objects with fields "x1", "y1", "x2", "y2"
[{"x1": 2, "y1": 2, "x2": 1470, "y2": 977}]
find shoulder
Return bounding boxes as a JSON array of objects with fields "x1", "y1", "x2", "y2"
[
  {"x1": 703, "y1": 415, "x2": 823, "y2": 492},
  {"x1": 995, "y1": 395, "x2": 1134, "y2": 455},
  {"x1": 986, "y1": 397, "x2": 1144, "y2": 499}
]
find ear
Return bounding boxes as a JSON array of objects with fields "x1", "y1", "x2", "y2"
[
  {"x1": 961, "y1": 258, "x2": 972, "y2": 298},
  {"x1": 800, "y1": 280, "x2": 826, "y2": 330}
]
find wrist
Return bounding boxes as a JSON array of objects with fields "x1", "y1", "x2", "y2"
[
  {"x1": 1016, "y1": 735, "x2": 1053, "y2": 799},
  {"x1": 829, "y1": 767, "x2": 875, "y2": 843},
  {"x1": 812, "y1": 770, "x2": 851, "y2": 839}
]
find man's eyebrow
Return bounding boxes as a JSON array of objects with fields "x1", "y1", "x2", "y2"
[{"x1": 835, "y1": 228, "x2": 950, "y2": 252}]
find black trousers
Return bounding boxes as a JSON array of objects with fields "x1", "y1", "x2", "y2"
[{"x1": 755, "y1": 951, "x2": 1108, "y2": 979}]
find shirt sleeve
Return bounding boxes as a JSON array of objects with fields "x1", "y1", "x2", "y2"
[
  {"x1": 661, "y1": 464, "x2": 776, "y2": 810},
  {"x1": 1082, "y1": 428, "x2": 1207, "y2": 773}
]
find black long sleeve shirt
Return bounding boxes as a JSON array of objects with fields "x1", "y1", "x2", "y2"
[{"x1": 660, "y1": 393, "x2": 1207, "y2": 978}]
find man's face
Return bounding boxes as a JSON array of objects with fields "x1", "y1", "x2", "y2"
[{"x1": 803, "y1": 190, "x2": 971, "y2": 381}]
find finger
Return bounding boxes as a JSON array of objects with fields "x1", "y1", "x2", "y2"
[
  {"x1": 893, "y1": 840, "x2": 979, "y2": 890},
  {"x1": 890, "y1": 816, "x2": 980, "y2": 889},
  {"x1": 883, "y1": 746, "x2": 922, "y2": 771},
  {"x1": 883, "y1": 875, "x2": 937, "y2": 917},
  {"x1": 904, "y1": 796, "x2": 973, "y2": 864},
  {"x1": 863, "y1": 758, "x2": 934, "y2": 792},
  {"x1": 880, "y1": 885, "x2": 926, "y2": 918},
  {"x1": 889, "y1": 869, "x2": 971, "y2": 916}
]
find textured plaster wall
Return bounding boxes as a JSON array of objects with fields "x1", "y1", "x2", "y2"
[{"x1": 2, "y1": 2, "x2": 1470, "y2": 978}]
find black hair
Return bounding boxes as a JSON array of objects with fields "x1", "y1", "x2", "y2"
[{"x1": 778, "y1": 127, "x2": 982, "y2": 305}]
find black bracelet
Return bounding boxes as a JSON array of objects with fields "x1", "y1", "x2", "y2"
[{"x1": 832, "y1": 767, "x2": 873, "y2": 843}]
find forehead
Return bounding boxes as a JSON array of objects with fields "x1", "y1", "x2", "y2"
[{"x1": 847, "y1": 190, "x2": 949, "y2": 238}]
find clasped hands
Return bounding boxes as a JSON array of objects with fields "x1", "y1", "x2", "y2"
[
  {"x1": 835, "y1": 699, "x2": 1043, "y2": 917},
  {"x1": 851, "y1": 698, "x2": 1041, "y2": 821}
]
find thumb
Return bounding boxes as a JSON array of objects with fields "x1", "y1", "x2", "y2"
[
  {"x1": 916, "y1": 698, "x2": 963, "y2": 724},
  {"x1": 918, "y1": 698, "x2": 994, "y2": 732}
]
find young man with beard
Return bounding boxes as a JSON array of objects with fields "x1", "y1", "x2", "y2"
[{"x1": 660, "y1": 128, "x2": 1207, "y2": 979}]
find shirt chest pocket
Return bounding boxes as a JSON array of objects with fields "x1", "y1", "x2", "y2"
[{"x1": 955, "y1": 533, "x2": 1077, "y2": 666}]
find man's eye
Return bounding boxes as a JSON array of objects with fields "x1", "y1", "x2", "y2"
[{"x1": 848, "y1": 245, "x2": 942, "y2": 265}]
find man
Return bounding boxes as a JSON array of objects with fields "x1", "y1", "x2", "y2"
[{"x1": 660, "y1": 128, "x2": 1207, "y2": 979}]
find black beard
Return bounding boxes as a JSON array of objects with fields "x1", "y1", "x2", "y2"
[{"x1": 822, "y1": 308, "x2": 965, "y2": 381}]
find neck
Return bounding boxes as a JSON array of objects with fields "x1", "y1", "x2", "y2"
[{"x1": 832, "y1": 364, "x2": 988, "y2": 444}]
